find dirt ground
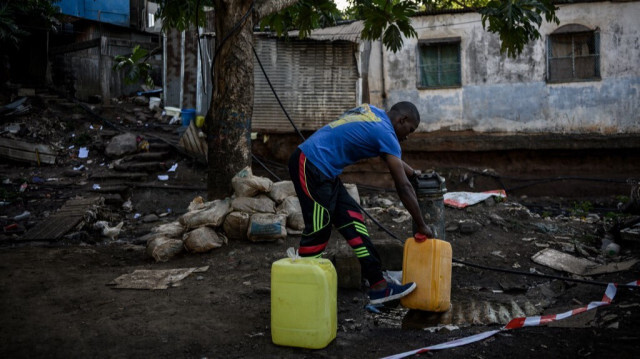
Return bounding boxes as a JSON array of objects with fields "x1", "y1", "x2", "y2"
[{"x1": 1, "y1": 93, "x2": 639, "y2": 358}]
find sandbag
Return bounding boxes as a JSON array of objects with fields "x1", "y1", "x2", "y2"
[
  {"x1": 231, "y1": 196, "x2": 276, "y2": 214},
  {"x1": 152, "y1": 221, "x2": 184, "y2": 238},
  {"x1": 247, "y1": 213, "x2": 287, "y2": 242},
  {"x1": 223, "y1": 211, "x2": 250, "y2": 240},
  {"x1": 231, "y1": 166, "x2": 273, "y2": 197},
  {"x1": 187, "y1": 196, "x2": 206, "y2": 212},
  {"x1": 268, "y1": 181, "x2": 296, "y2": 204},
  {"x1": 179, "y1": 199, "x2": 231, "y2": 229},
  {"x1": 276, "y1": 196, "x2": 305, "y2": 230},
  {"x1": 183, "y1": 226, "x2": 227, "y2": 253},
  {"x1": 146, "y1": 236, "x2": 184, "y2": 262},
  {"x1": 344, "y1": 183, "x2": 361, "y2": 205}
]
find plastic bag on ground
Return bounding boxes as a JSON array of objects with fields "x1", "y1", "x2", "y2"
[
  {"x1": 183, "y1": 226, "x2": 227, "y2": 253},
  {"x1": 179, "y1": 199, "x2": 231, "y2": 229},
  {"x1": 146, "y1": 236, "x2": 184, "y2": 262},
  {"x1": 247, "y1": 213, "x2": 287, "y2": 242},
  {"x1": 231, "y1": 166, "x2": 273, "y2": 197},
  {"x1": 223, "y1": 211, "x2": 250, "y2": 240}
]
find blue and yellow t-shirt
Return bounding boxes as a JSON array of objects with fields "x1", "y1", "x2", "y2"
[{"x1": 298, "y1": 104, "x2": 401, "y2": 178}]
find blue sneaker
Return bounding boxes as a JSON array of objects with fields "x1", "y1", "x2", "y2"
[{"x1": 368, "y1": 282, "x2": 417, "y2": 305}]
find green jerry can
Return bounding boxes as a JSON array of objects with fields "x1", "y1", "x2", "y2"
[
  {"x1": 401, "y1": 236, "x2": 452, "y2": 312},
  {"x1": 271, "y1": 250, "x2": 337, "y2": 349}
]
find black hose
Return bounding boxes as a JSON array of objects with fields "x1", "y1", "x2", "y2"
[{"x1": 251, "y1": 44, "x2": 306, "y2": 142}]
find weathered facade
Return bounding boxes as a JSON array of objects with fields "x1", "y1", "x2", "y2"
[{"x1": 377, "y1": 0, "x2": 640, "y2": 135}]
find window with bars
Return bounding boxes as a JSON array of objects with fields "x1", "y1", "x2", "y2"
[
  {"x1": 547, "y1": 26, "x2": 600, "y2": 82},
  {"x1": 417, "y1": 39, "x2": 461, "y2": 88}
]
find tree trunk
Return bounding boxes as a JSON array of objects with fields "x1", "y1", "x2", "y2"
[
  {"x1": 207, "y1": 0, "x2": 256, "y2": 199},
  {"x1": 206, "y1": 0, "x2": 299, "y2": 199}
]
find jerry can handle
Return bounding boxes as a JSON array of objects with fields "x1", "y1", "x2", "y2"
[
  {"x1": 286, "y1": 247, "x2": 301, "y2": 261},
  {"x1": 414, "y1": 232, "x2": 428, "y2": 242}
]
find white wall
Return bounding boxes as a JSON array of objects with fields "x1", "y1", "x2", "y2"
[{"x1": 375, "y1": 1, "x2": 640, "y2": 134}]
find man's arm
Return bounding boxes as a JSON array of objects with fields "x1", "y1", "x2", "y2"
[
  {"x1": 383, "y1": 154, "x2": 434, "y2": 238},
  {"x1": 402, "y1": 161, "x2": 420, "y2": 179}
]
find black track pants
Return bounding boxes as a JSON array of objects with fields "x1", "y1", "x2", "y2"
[{"x1": 288, "y1": 148, "x2": 384, "y2": 286}]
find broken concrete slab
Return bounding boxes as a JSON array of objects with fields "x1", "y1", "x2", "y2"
[
  {"x1": 110, "y1": 266, "x2": 209, "y2": 290},
  {"x1": 531, "y1": 248, "x2": 638, "y2": 276}
]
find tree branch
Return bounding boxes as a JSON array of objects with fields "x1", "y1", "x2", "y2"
[{"x1": 255, "y1": 0, "x2": 299, "y2": 19}]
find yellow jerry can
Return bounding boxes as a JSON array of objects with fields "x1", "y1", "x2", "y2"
[
  {"x1": 401, "y1": 237, "x2": 452, "y2": 312},
  {"x1": 271, "y1": 253, "x2": 337, "y2": 349}
]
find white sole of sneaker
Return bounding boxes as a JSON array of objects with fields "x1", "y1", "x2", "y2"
[{"x1": 369, "y1": 282, "x2": 417, "y2": 305}]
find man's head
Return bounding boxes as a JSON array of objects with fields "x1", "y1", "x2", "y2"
[{"x1": 388, "y1": 101, "x2": 420, "y2": 142}]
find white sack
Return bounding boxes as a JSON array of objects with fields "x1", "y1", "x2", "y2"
[
  {"x1": 276, "y1": 196, "x2": 305, "y2": 230},
  {"x1": 183, "y1": 226, "x2": 227, "y2": 253},
  {"x1": 269, "y1": 181, "x2": 296, "y2": 204},
  {"x1": 231, "y1": 166, "x2": 273, "y2": 197},
  {"x1": 223, "y1": 211, "x2": 250, "y2": 240},
  {"x1": 231, "y1": 196, "x2": 276, "y2": 214},
  {"x1": 247, "y1": 213, "x2": 287, "y2": 242},
  {"x1": 146, "y1": 236, "x2": 184, "y2": 262},
  {"x1": 179, "y1": 199, "x2": 231, "y2": 229}
]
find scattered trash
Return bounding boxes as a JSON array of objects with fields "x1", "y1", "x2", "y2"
[
  {"x1": 19, "y1": 183, "x2": 27, "y2": 192},
  {"x1": 444, "y1": 190, "x2": 507, "y2": 209},
  {"x1": 78, "y1": 147, "x2": 89, "y2": 158},
  {"x1": 365, "y1": 304, "x2": 382, "y2": 314},
  {"x1": 73, "y1": 164, "x2": 85, "y2": 171},
  {"x1": 531, "y1": 248, "x2": 638, "y2": 276},
  {"x1": 110, "y1": 266, "x2": 209, "y2": 290},
  {"x1": 122, "y1": 200, "x2": 133, "y2": 212},
  {"x1": 92, "y1": 184, "x2": 101, "y2": 190},
  {"x1": 157, "y1": 175, "x2": 169, "y2": 181},
  {"x1": 13, "y1": 211, "x2": 31, "y2": 221},
  {"x1": 168, "y1": 163, "x2": 178, "y2": 172},
  {"x1": 601, "y1": 237, "x2": 621, "y2": 256}
]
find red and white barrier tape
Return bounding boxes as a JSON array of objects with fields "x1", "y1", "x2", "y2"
[{"x1": 381, "y1": 280, "x2": 639, "y2": 359}]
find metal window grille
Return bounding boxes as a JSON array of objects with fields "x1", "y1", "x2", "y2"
[{"x1": 548, "y1": 31, "x2": 600, "y2": 82}]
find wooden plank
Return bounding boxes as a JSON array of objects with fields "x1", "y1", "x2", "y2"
[
  {"x1": 0, "y1": 137, "x2": 56, "y2": 154},
  {"x1": 0, "y1": 137, "x2": 56, "y2": 164},
  {"x1": 0, "y1": 147, "x2": 56, "y2": 164},
  {"x1": 22, "y1": 197, "x2": 103, "y2": 241},
  {"x1": 178, "y1": 122, "x2": 207, "y2": 159}
]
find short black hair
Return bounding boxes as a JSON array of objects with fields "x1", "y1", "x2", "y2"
[{"x1": 390, "y1": 101, "x2": 420, "y2": 125}]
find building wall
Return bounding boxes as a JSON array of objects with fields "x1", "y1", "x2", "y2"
[{"x1": 380, "y1": 1, "x2": 640, "y2": 134}]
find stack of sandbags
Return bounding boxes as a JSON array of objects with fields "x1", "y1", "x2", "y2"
[
  {"x1": 225, "y1": 167, "x2": 297, "y2": 242},
  {"x1": 144, "y1": 198, "x2": 230, "y2": 262},
  {"x1": 143, "y1": 167, "x2": 361, "y2": 261}
]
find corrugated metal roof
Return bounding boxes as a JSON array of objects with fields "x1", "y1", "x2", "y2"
[{"x1": 288, "y1": 20, "x2": 364, "y2": 43}]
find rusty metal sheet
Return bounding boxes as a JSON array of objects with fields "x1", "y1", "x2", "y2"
[{"x1": 252, "y1": 37, "x2": 358, "y2": 132}]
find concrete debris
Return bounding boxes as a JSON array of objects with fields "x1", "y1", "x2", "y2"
[
  {"x1": 531, "y1": 248, "x2": 638, "y2": 276},
  {"x1": 110, "y1": 266, "x2": 209, "y2": 290}
]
